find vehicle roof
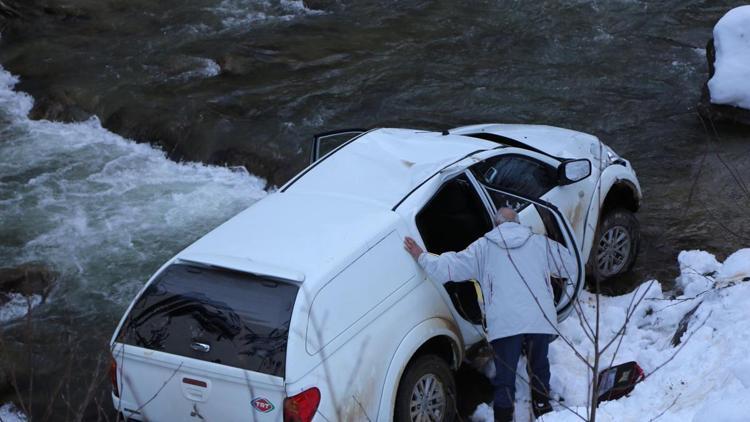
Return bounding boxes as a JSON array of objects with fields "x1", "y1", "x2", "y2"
[
  {"x1": 178, "y1": 191, "x2": 402, "y2": 285},
  {"x1": 283, "y1": 128, "x2": 498, "y2": 209},
  {"x1": 177, "y1": 129, "x2": 500, "y2": 286}
]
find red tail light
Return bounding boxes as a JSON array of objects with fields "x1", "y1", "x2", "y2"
[
  {"x1": 283, "y1": 387, "x2": 320, "y2": 422},
  {"x1": 109, "y1": 355, "x2": 119, "y2": 398}
]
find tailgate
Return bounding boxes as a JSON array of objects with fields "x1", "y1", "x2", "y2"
[
  {"x1": 111, "y1": 262, "x2": 300, "y2": 421},
  {"x1": 113, "y1": 344, "x2": 285, "y2": 421}
]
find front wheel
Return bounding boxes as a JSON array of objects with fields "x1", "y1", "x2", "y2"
[
  {"x1": 394, "y1": 355, "x2": 456, "y2": 422},
  {"x1": 588, "y1": 208, "x2": 640, "y2": 284}
]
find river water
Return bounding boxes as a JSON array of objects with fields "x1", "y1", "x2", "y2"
[{"x1": 0, "y1": 0, "x2": 748, "y2": 418}]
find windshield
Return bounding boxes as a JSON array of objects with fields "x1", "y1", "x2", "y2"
[{"x1": 117, "y1": 263, "x2": 298, "y2": 377}]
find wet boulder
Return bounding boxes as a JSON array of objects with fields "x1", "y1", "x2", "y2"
[
  {"x1": 698, "y1": 6, "x2": 750, "y2": 126},
  {"x1": 216, "y1": 54, "x2": 257, "y2": 76},
  {"x1": 216, "y1": 47, "x2": 281, "y2": 76},
  {"x1": 28, "y1": 88, "x2": 91, "y2": 122},
  {"x1": 0, "y1": 264, "x2": 56, "y2": 299},
  {"x1": 0, "y1": 264, "x2": 56, "y2": 321}
]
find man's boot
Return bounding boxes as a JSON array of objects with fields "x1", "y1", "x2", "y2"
[
  {"x1": 531, "y1": 392, "x2": 553, "y2": 418},
  {"x1": 494, "y1": 406, "x2": 513, "y2": 422}
]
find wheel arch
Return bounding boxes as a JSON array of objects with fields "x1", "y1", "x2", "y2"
[
  {"x1": 409, "y1": 335, "x2": 459, "y2": 371},
  {"x1": 601, "y1": 179, "x2": 640, "y2": 215},
  {"x1": 579, "y1": 166, "x2": 641, "y2": 265},
  {"x1": 375, "y1": 318, "x2": 462, "y2": 421}
]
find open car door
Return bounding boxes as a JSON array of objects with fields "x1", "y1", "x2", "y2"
[
  {"x1": 309, "y1": 129, "x2": 366, "y2": 164},
  {"x1": 415, "y1": 171, "x2": 584, "y2": 350}
]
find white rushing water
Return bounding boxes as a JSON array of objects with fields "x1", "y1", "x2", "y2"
[
  {"x1": 211, "y1": 0, "x2": 322, "y2": 29},
  {"x1": 0, "y1": 65, "x2": 267, "y2": 317}
]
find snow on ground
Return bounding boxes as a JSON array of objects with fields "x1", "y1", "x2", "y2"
[
  {"x1": 0, "y1": 403, "x2": 27, "y2": 422},
  {"x1": 708, "y1": 6, "x2": 750, "y2": 109},
  {"x1": 472, "y1": 248, "x2": 750, "y2": 422}
]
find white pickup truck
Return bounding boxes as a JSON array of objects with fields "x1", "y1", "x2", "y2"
[{"x1": 109, "y1": 124, "x2": 642, "y2": 422}]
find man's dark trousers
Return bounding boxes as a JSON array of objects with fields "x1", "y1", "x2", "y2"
[{"x1": 490, "y1": 334, "x2": 552, "y2": 412}]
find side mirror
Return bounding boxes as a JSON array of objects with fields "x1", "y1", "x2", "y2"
[{"x1": 558, "y1": 159, "x2": 591, "y2": 185}]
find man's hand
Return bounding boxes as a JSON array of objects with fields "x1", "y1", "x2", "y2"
[{"x1": 404, "y1": 236, "x2": 424, "y2": 260}]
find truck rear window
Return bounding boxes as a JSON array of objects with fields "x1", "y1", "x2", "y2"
[{"x1": 117, "y1": 263, "x2": 298, "y2": 377}]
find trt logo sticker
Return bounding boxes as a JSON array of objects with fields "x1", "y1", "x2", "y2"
[{"x1": 251, "y1": 397, "x2": 275, "y2": 413}]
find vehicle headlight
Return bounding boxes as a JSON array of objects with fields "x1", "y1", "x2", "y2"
[
  {"x1": 591, "y1": 142, "x2": 624, "y2": 167},
  {"x1": 604, "y1": 145, "x2": 622, "y2": 166}
]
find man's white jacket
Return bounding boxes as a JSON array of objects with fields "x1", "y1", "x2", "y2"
[{"x1": 418, "y1": 222, "x2": 576, "y2": 341}]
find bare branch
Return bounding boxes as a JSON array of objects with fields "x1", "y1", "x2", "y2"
[{"x1": 572, "y1": 299, "x2": 596, "y2": 344}]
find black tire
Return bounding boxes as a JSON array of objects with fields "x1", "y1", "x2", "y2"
[
  {"x1": 587, "y1": 208, "x2": 640, "y2": 285},
  {"x1": 394, "y1": 355, "x2": 457, "y2": 422}
]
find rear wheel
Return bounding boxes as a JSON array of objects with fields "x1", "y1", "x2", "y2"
[
  {"x1": 588, "y1": 208, "x2": 640, "y2": 285},
  {"x1": 395, "y1": 355, "x2": 456, "y2": 422}
]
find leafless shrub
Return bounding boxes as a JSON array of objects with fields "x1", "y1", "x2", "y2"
[{"x1": 0, "y1": 302, "x2": 115, "y2": 422}]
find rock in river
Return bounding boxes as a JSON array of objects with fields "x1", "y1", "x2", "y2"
[
  {"x1": 0, "y1": 264, "x2": 56, "y2": 323},
  {"x1": 698, "y1": 6, "x2": 750, "y2": 126}
]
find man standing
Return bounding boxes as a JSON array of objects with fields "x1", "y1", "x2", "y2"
[{"x1": 404, "y1": 207, "x2": 576, "y2": 421}]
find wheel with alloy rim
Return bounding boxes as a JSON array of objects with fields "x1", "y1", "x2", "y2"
[
  {"x1": 597, "y1": 225, "x2": 631, "y2": 276},
  {"x1": 588, "y1": 208, "x2": 640, "y2": 285},
  {"x1": 395, "y1": 355, "x2": 456, "y2": 422}
]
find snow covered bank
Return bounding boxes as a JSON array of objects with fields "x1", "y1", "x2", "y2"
[
  {"x1": 472, "y1": 248, "x2": 750, "y2": 422},
  {"x1": 707, "y1": 6, "x2": 750, "y2": 109}
]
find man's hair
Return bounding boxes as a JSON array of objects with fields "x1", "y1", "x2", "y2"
[{"x1": 495, "y1": 207, "x2": 519, "y2": 225}]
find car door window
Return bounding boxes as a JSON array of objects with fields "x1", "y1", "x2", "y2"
[
  {"x1": 471, "y1": 155, "x2": 557, "y2": 199},
  {"x1": 310, "y1": 129, "x2": 366, "y2": 163},
  {"x1": 415, "y1": 173, "x2": 493, "y2": 254}
]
